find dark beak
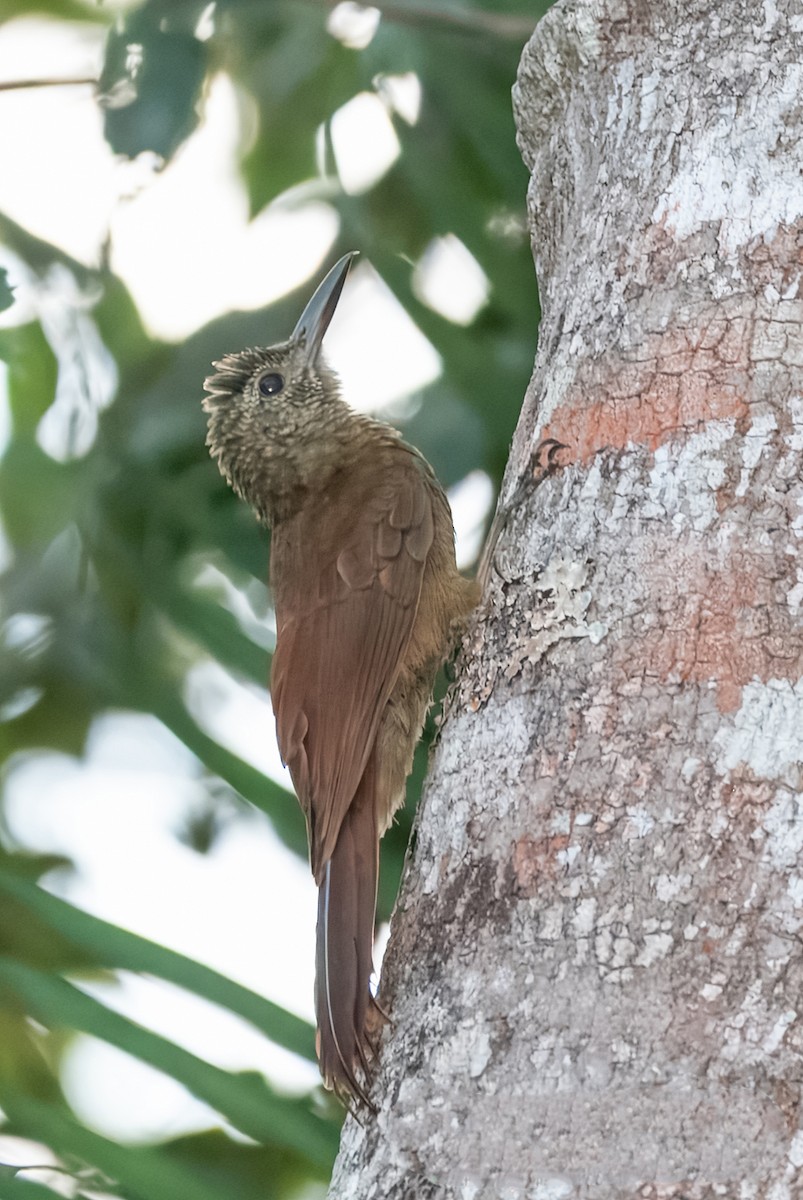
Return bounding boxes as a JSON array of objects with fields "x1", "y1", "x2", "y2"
[{"x1": 292, "y1": 251, "x2": 358, "y2": 365}]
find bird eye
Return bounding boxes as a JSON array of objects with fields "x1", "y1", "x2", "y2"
[{"x1": 258, "y1": 372, "x2": 284, "y2": 397}]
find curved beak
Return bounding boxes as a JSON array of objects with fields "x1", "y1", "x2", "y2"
[{"x1": 292, "y1": 251, "x2": 358, "y2": 365}]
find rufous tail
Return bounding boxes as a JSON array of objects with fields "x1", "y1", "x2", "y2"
[{"x1": 315, "y1": 753, "x2": 381, "y2": 1106}]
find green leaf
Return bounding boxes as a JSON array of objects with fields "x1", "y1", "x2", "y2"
[
  {"x1": 146, "y1": 690, "x2": 307, "y2": 858},
  {"x1": 0, "y1": 1089, "x2": 227, "y2": 1200},
  {"x1": 0, "y1": 871, "x2": 316, "y2": 1062},
  {"x1": 233, "y1": 10, "x2": 361, "y2": 212},
  {"x1": 0, "y1": 324, "x2": 57, "y2": 438},
  {"x1": 0, "y1": 449, "x2": 87, "y2": 553},
  {"x1": 92, "y1": 272, "x2": 169, "y2": 384},
  {"x1": 0, "y1": 674, "x2": 95, "y2": 762},
  {"x1": 0, "y1": 1170, "x2": 69, "y2": 1200},
  {"x1": 0, "y1": 960, "x2": 338, "y2": 1167},
  {"x1": 157, "y1": 1128, "x2": 332, "y2": 1200},
  {"x1": 100, "y1": 4, "x2": 209, "y2": 162},
  {"x1": 158, "y1": 585, "x2": 272, "y2": 686},
  {"x1": 0, "y1": 268, "x2": 14, "y2": 314},
  {"x1": 0, "y1": 212, "x2": 94, "y2": 286},
  {"x1": 0, "y1": 0, "x2": 104, "y2": 25},
  {"x1": 0, "y1": 1010, "x2": 65, "y2": 1108}
]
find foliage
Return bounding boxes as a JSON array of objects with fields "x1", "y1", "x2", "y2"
[{"x1": 0, "y1": 0, "x2": 548, "y2": 1194}]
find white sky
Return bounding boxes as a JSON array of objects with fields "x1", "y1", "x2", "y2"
[{"x1": 0, "y1": 7, "x2": 494, "y2": 1145}]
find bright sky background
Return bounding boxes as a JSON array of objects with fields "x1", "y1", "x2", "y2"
[{"x1": 0, "y1": 4, "x2": 496, "y2": 1159}]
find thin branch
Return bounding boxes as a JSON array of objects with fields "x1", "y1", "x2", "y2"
[
  {"x1": 0, "y1": 77, "x2": 97, "y2": 93},
  {"x1": 0, "y1": 2, "x2": 534, "y2": 104},
  {"x1": 307, "y1": 0, "x2": 536, "y2": 40}
]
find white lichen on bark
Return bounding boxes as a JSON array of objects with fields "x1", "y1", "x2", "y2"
[{"x1": 330, "y1": 1, "x2": 803, "y2": 1196}]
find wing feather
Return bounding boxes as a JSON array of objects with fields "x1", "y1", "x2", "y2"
[{"x1": 270, "y1": 451, "x2": 433, "y2": 880}]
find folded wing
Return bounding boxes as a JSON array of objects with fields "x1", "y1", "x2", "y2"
[{"x1": 270, "y1": 452, "x2": 434, "y2": 880}]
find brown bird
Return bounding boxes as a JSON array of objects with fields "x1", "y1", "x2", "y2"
[{"x1": 203, "y1": 253, "x2": 477, "y2": 1103}]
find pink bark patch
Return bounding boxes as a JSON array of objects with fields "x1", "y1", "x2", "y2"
[
  {"x1": 619, "y1": 551, "x2": 792, "y2": 713},
  {"x1": 512, "y1": 832, "x2": 570, "y2": 894},
  {"x1": 541, "y1": 325, "x2": 751, "y2": 462},
  {"x1": 543, "y1": 376, "x2": 749, "y2": 462}
]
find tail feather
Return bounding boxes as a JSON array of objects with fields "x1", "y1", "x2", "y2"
[{"x1": 315, "y1": 753, "x2": 381, "y2": 1106}]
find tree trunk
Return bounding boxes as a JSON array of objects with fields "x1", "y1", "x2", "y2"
[{"x1": 331, "y1": 0, "x2": 803, "y2": 1195}]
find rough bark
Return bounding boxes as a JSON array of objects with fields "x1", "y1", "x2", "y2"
[{"x1": 331, "y1": 1, "x2": 803, "y2": 1196}]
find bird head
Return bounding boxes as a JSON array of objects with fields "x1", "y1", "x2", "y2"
[{"x1": 203, "y1": 252, "x2": 358, "y2": 524}]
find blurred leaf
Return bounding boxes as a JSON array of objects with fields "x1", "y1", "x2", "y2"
[
  {"x1": 92, "y1": 273, "x2": 168, "y2": 385},
  {"x1": 0, "y1": 212, "x2": 94, "y2": 287},
  {"x1": 141, "y1": 687, "x2": 307, "y2": 857},
  {"x1": 0, "y1": 324, "x2": 57, "y2": 438},
  {"x1": 0, "y1": 449, "x2": 87, "y2": 551},
  {"x1": 0, "y1": 0, "x2": 102, "y2": 25},
  {"x1": 159, "y1": 1128, "x2": 331, "y2": 1199},
  {"x1": 0, "y1": 960, "x2": 338, "y2": 1166},
  {"x1": 0, "y1": 850, "x2": 71, "y2": 881},
  {"x1": 0, "y1": 1170, "x2": 70, "y2": 1200},
  {"x1": 0, "y1": 1089, "x2": 227, "y2": 1200},
  {"x1": 0, "y1": 891, "x2": 97, "y2": 974},
  {"x1": 156, "y1": 584, "x2": 271, "y2": 686},
  {"x1": 234, "y1": 12, "x2": 361, "y2": 212},
  {"x1": 100, "y1": 2, "x2": 209, "y2": 162},
  {"x1": 0, "y1": 268, "x2": 14, "y2": 314},
  {"x1": 0, "y1": 1010, "x2": 64, "y2": 1108},
  {"x1": 0, "y1": 676, "x2": 95, "y2": 761},
  {"x1": 0, "y1": 871, "x2": 316, "y2": 1062}
]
